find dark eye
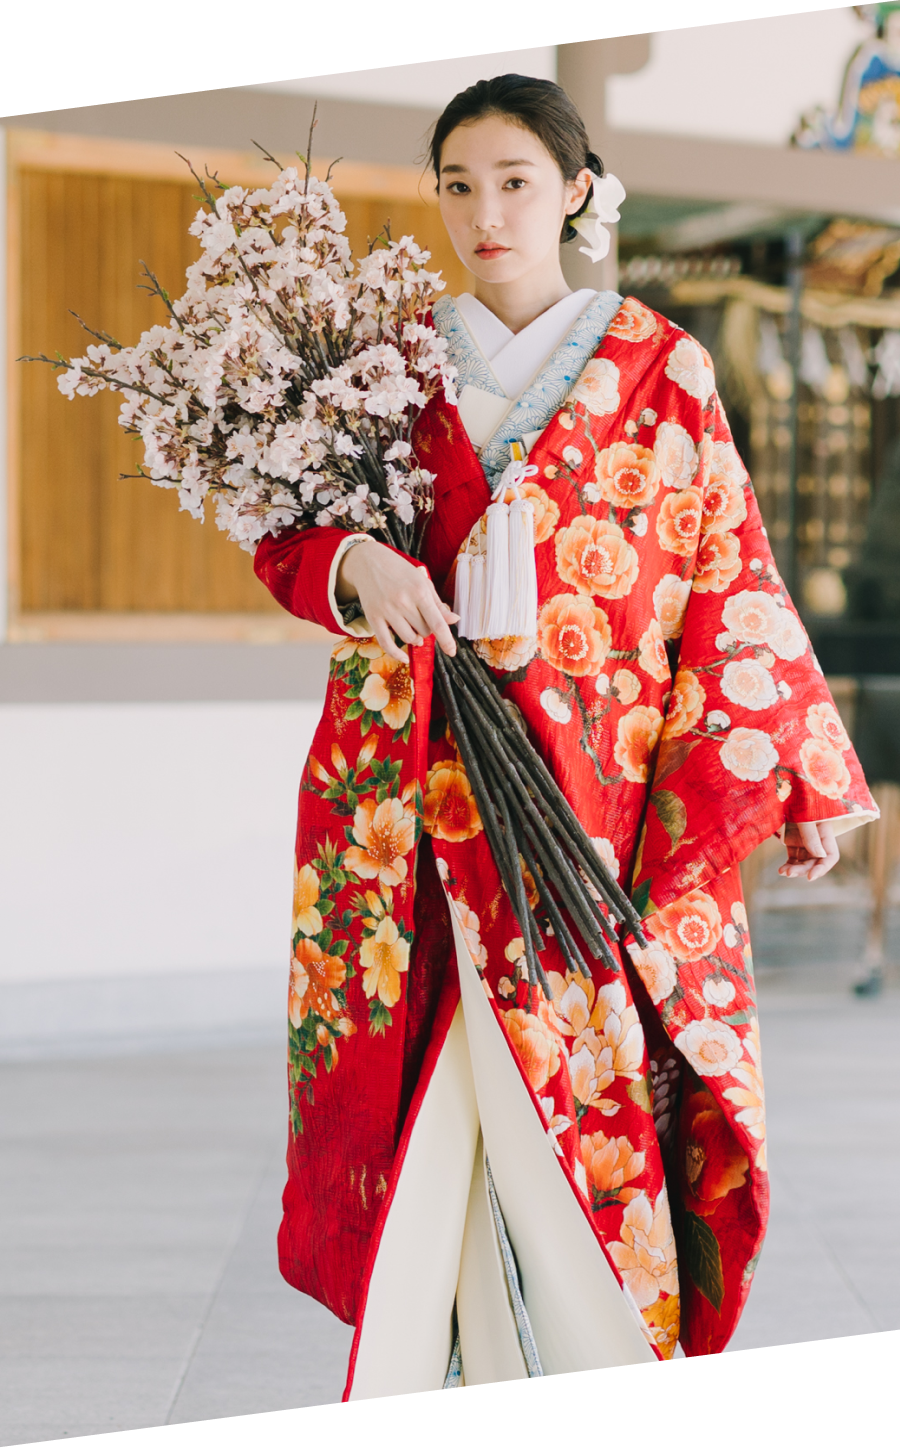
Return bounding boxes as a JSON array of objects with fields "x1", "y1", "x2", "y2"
[
  {"x1": 446, "y1": 181, "x2": 470, "y2": 195},
  {"x1": 504, "y1": 177, "x2": 526, "y2": 190}
]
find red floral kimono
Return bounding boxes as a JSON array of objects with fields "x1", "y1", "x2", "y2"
[{"x1": 254, "y1": 295, "x2": 876, "y2": 1392}]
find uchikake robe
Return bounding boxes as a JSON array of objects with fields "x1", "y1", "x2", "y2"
[{"x1": 254, "y1": 294, "x2": 877, "y2": 1385}]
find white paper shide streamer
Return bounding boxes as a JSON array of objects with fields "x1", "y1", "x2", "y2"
[
  {"x1": 454, "y1": 457, "x2": 539, "y2": 642},
  {"x1": 571, "y1": 173, "x2": 627, "y2": 264}
]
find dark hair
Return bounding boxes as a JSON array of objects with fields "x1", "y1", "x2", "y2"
[{"x1": 428, "y1": 74, "x2": 603, "y2": 242}]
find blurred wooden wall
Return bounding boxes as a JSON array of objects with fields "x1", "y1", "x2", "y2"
[{"x1": 9, "y1": 132, "x2": 469, "y2": 628}]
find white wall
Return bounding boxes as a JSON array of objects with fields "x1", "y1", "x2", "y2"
[
  {"x1": 255, "y1": 47, "x2": 556, "y2": 108},
  {"x1": 0, "y1": 702, "x2": 320, "y2": 984},
  {"x1": 257, "y1": 13, "x2": 870, "y2": 148},
  {"x1": 607, "y1": 8, "x2": 870, "y2": 146}
]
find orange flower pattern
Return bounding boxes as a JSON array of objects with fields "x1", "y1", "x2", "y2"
[
  {"x1": 423, "y1": 760, "x2": 483, "y2": 842},
  {"x1": 538, "y1": 594, "x2": 612, "y2": 677},
  {"x1": 360, "y1": 655, "x2": 414, "y2": 731},
  {"x1": 656, "y1": 487, "x2": 704, "y2": 556},
  {"x1": 615, "y1": 705, "x2": 664, "y2": 782},
  {"x1": 344, "y1": 796, "x2": 417, "y2": 887},
  {"x1": 647, "y1": 889, "x2": 724, "y2": 963},
  {"x1": 593, "y1": 440, "x2": 661, "y2": 511},
  {"x1": 663, "y1": 669, "x2": 707, "y2": 739},
  {"x1": 555, "y1": 515, "x2": 639, "y2": 599}
]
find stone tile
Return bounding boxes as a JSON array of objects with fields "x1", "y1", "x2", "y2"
[
  {"x1": 0, "y1": 1294, "x2": 206, "y2": 1359},
  {"x1": 167, "y1": 1152, "x2": 353, "y2": 1420},
  {"x1": 729, "y1": 1164, "x2": 879, "y2": 1352},
  {"x1": 0, "y1": 1357, "x2": 184, "y2": 1446},
  {"x1": 1, "y1": 1244, "x2": 235, "y2": 1299}
]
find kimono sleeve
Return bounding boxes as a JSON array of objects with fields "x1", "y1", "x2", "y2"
[
  {"x1": 633, "y1": 391, "x2": 879, "y2": 915},
  {"x1": 253, "y1": 526, "x2": 374, "y2": 635}
]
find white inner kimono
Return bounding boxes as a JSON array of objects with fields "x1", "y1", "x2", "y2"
[{"x1": 343, "y1": 289, "x2": 659, "y2": 1398}]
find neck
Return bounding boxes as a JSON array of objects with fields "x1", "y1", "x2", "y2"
[{"x1": 472, "y1": 259, "x2": 574, "y2": 334}]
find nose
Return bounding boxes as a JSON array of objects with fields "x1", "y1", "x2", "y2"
[{"x1": 470, "y1": 191, "x2": 504, "y2": 235}]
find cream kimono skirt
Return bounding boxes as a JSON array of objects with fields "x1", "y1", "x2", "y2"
[{"x1": 347, "y1": 906, "x2": 657, "y2": 1398}]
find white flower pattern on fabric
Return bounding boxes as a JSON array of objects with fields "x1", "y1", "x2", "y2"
[
  {"x1": 720, "y1": 727, "x2": 779, "y2": 782},
  {"x1": 721, "y1": 660, "x2": 779, "y2": 711},
  {"x1": 569, "y1": 357, "x2": 622, "y2": 418},
  {"x1": 664, "y1": 338, "x2": 716, "y2": 405},
  {"x1": 654, "y1": 421, "x2": 699, "y2": 490},
  {"x1": 674, "y1": 1019, "x2": 743, "y2": 1077}
]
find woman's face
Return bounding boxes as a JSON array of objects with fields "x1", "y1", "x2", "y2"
[{"x1": 437, "y1": 113, "x2": 590, "y2": 287}]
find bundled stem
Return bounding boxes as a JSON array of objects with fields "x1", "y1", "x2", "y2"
[{"x1": 432, "y1": 635, "x2": 648, "y2": 1001}]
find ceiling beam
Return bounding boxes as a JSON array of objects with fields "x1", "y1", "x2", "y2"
[{"x1": 609, "y1": 127, "x2": 900, "y2": 226}]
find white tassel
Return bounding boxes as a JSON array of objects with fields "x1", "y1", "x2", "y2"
[
  {"x1": 484, "y1": 499, "x2": 510, "y2": 638},
  {"x1": 467, "y1": 554, "x2": 486, "y2": 640},
  {"x1": 453, "y1": 552, "x2": 471, "y2": 638},
  {"x1": 508, "y1": 497, "x2": 537, "y2": 636}
]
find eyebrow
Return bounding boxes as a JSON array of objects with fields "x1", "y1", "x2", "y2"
[{"x1": 440, "y1": 158, "x2": 537, "y2": 174}]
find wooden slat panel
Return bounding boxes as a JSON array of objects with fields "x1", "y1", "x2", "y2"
[{"x1": 16, "y1": 160, "x2": 469, "y2": 615}]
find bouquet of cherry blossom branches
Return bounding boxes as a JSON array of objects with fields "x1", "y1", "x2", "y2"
[
  {"x1": 26, "y1": 140, "x2": 647, "y2": 996},
  {"x1": 34, "y1": 150, "x2": 452, "y2": 559}
]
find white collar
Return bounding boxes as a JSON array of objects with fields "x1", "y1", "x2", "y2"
[{"x1": 454, "y1": 290, "x2": 597, "y2": 399}]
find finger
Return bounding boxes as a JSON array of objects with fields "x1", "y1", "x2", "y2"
[
  {"x1": 389, "y1": 612, "x2": 425, "y2": 648},
  {"x1": 796, "y1": 820, "x2": 826, "y2": 857},
  {"x1": 371, "y1": 619, "x2": 408, "y2": 664},
  {"x1": 806, "y1": 824, "x2": 840, "y2": 881},
  {"x1": 413, "y1": 561, "x2": 457, "y2": 631},
  {"x1": 417, "y1": 594, "x2": 457, "y2": 656}
]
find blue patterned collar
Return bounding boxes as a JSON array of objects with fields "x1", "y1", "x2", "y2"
[{"x1": 433, "y1": 290, "x2": 623, "y2": 481}]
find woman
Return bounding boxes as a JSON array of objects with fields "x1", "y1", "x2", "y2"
[{"x1": 254, "y1": 75, "x2": 877, "y2": 1396}]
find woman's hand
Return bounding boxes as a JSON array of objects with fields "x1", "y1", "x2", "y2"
[
  {"x1": 778, "y1": 821, "x2": 840, "y2": 882},
  {"x1": 336, "y1": 540, "x2": 458, "y2": 663}
]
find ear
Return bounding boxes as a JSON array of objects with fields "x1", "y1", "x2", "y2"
[{"x1": 564, "y1": 167, "x2": 594, "y2": 217}]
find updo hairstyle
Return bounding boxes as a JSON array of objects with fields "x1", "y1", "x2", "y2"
[{"x1": 428, "y1": 74, "x2": 603, "y2": 242}]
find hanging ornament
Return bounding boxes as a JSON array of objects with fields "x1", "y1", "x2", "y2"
[{"x1": 454, "y1": 454, "x2": 539, "y2": 642}]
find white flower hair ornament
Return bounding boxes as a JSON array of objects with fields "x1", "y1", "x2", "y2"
[{"x1": 571, "y1": 173, "x2": 627, "y2": 263}]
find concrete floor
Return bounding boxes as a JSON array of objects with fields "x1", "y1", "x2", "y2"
[{"x1": 1, "y1": 985, "x2": 898, "y2": 1446}]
